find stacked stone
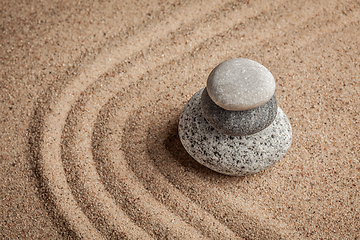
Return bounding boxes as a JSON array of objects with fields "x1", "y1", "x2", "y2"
[{"x1": 178, "y1": 58, "x2": 292, "y2": 176}]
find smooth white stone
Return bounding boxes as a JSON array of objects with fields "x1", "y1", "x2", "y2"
[{"x1": 207, "y1": 58, "x2": 276, "y2": 111}]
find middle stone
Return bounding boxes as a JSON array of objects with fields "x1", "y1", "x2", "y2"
[{"x1": 201, "y1": 87, "x2": 278, "y2": 136}]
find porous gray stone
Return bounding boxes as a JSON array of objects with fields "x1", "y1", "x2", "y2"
[
  {"x1": 178, "y1": 89, "x2": 292, "y2": 176},
  {"x1": 207, "y1": 58, "x2": 275, "y2": 111},
  {"x1": 201, "y1": 87, "x2": 277, "y2": 136}
]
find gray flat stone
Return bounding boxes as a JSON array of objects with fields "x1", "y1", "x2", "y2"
[
  {"x1": 201, "y1": 87, "x2": 277, "y2": 136},
  {"x1": 178, "y1": 89, "x2": 292, "y2": 176},
  {"x1": 207, "y1": 58, "x2": 275, "y2": 111}
]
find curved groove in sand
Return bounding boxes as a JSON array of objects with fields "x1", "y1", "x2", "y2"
[
  {"x1": 31, "y1": 0, "x2": 231, "y2": 237},
  {"x1": 28, "y1": 0, "x2": 360, "y2": 238},
  {"x1": 30, "y1": 0, "x2": 252, "y2": 238}
]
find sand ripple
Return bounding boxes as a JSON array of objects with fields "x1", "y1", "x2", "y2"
[{"x1": 28, "y1": 0, "x2": 360, "y2": 239}]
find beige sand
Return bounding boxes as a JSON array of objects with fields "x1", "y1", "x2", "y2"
[{"x1": 1, "y1": 0, "x2": 359, "y2": 239}]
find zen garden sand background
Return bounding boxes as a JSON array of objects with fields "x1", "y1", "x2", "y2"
[{"x1": 1, "y1": 0, "x2": 359, "y2": 239}]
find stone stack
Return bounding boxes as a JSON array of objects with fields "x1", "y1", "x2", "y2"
[{"x1": 178, "y1": 58, "x2": 292, "y2": 176}]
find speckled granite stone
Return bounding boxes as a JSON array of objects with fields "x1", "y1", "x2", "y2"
[
  {"x1": 206, "y1": 58, "x2": 276, "y2": 111},
  {"x1": 179, "y1": 89, "x2": 292, "y2": 176},
  {"x1": 201, "y1": 88, "x2": 277, "y2": 136}
]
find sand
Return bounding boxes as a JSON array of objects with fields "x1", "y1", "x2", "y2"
[{"x1": 1, "y1": 0, "x2": 359, "y2": 239}]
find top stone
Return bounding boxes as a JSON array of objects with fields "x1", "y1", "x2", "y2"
[{"x1": 207, "y1": 58, "x2": 276, "y2": 111}]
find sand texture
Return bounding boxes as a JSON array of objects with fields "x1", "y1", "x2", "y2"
[{"x1": 1, "y1": 0, "x2": 359, "y2": 239}]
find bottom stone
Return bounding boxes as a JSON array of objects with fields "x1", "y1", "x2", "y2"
[{"x1": 178, "y1": 89, "x2": 292, "y2": 176}]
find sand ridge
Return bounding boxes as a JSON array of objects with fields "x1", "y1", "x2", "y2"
[{"x1": 1, "y1": 0, "x2": 360, "y2": 239}]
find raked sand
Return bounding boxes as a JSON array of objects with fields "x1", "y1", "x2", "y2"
[{"x1": 1, "y1": 0, "x2": 359, "y2": 239}]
